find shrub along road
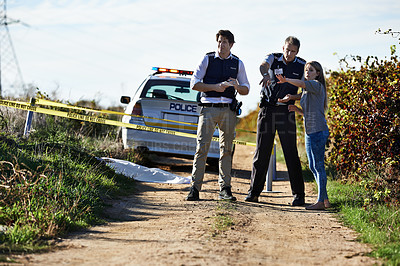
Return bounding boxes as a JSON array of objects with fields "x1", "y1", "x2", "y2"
[{"x1": 19, "y1": 145, "x2": 379, "y2": 265}]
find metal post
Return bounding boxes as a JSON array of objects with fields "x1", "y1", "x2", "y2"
[
  {"x1": 23, "y1": 97, "x2": 35, "y2": 136},
  {"x1": 271, "y1": 143, "x2": 277, "y2": 181},
  {"x1": 264, "y1": 143, "x2": 277, "y2": 192}
]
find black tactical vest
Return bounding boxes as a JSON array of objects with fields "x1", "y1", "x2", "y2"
[
  {"x1": 201, "y1": 52, "x2": 239, "y2": 99},
  {"x1": 263, "y1": 53, "x2": 305, "y2": 105}
]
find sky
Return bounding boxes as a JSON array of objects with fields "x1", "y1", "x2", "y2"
[{"x1": 3, "y1": 0, "x2": 400, "y2": 115}]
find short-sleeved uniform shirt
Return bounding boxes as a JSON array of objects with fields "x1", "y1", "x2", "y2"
[{"x1": 263, "y1": 53, "x2": 306, "y2": 105}]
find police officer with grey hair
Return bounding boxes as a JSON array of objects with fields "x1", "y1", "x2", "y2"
[{"x1": 245, "y1": 36, "x2": 305, "y2": 205}]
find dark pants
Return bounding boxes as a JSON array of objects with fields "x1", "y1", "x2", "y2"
[{"x1": 249, "y1": 105, "x2": 304, "y2": 197}]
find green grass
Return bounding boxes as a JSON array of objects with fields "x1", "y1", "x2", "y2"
[
  {"x1": 299, "y1": 139, "x2": 400, "y2": 265},
  {"x1": 211, "y1": 201, "x2": 236, "y2": 237},
  {"x1": 326, "y1": 180, "x2": 400, "y2": 265},
  {"x1": 212, "y1": 213, "x2": 234, "y2": 235},
  {"x1": 0, "y1": 121, "x2": 135, "y2": 253}
]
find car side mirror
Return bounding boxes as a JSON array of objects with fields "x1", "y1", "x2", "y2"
[{"x1": 120, "y1": 96, "x2": 131, "y2": 104}]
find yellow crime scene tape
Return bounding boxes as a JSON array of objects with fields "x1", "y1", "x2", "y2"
[
  {"x1": 35, "y1": 99, "x2": 259, "y2": 134},
  {"x1": 35, "y1": 98, "x2": 199, "y2": 126},
  {"x1": 0, "y1": 99, "x2": 256, "y2": 147},
  {"x1": 35, "y1": 99, "x2": 258, "y2": 134}
]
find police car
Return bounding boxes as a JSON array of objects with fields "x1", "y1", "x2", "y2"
[{"x1": 120, "y1": 67, "x2": 220, "y2": 165}]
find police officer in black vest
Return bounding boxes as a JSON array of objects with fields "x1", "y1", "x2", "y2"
[
  {"x1": 245, "y1": 36, "x2": 306, "y2": 206},
  {"x1": 186, "y1": 30, "x2": 250, "y2": 201}
]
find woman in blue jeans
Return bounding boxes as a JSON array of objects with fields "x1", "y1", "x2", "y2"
[{"x1": 276, "y1": 61, "x2": 330, "y2": 210}]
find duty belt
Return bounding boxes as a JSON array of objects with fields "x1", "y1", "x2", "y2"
[{"x1": 199, "y1": 103, "x2": 230, "y2": 107}]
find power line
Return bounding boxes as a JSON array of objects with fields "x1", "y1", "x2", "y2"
[{"x1": 0, "y1": 0, "x2": 25, "y2": 98}]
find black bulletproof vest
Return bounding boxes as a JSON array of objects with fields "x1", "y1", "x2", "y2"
[
  {"x1": 265, "y1": 53, "x2": 305, "y2": 105},
  {"x1": 201, "y1": 52, "x2": 239, "y2": 99}
]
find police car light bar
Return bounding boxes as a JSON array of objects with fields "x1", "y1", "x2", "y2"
[{"x1": 152, "y1": 67, "x2": 193, "y2": 75}]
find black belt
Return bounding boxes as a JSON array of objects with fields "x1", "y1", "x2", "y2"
[{"x1": 199, "y1": 103, "x2": 230, "y2": 107}]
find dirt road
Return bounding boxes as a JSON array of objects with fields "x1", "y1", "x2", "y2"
[{"x1": 17, "y1": 145, "x2": 379, "y2": 265}]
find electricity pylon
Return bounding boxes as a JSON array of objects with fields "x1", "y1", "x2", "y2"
[{"x1": 0, "y1": 0, "x2": 25, "y2": 98}]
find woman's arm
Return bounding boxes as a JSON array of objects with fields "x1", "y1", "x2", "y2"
[{"x1": 276, "y1": 74, "x2": 306, "y2": 88}]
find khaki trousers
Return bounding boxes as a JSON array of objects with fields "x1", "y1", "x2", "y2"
[{"x1": 191, "y1": 106, "x2": 236, "y2": 191}]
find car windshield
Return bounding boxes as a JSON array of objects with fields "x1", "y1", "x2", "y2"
[{"x1": 142, "y1": 80, "x2": 199, "y2": 102}]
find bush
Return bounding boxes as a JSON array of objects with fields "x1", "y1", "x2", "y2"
[{"x1": 327, "y1": 47, "x2": 400, "y2": 206}]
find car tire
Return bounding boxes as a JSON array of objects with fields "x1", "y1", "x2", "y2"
[{"x1": 135, "y1": 146, "x2": 149, "y2": 154}]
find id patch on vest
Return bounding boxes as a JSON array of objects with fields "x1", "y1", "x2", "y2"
[{"x1": 274, "y1": 68, "x2": 283, "y2": 75}]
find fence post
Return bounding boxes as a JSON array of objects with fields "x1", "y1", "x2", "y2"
[
  {"x1": 264, "y1": 143, "x2": 277, "y2": 192},
  {"x1": 24, "y1": 98, "x2": 36, "y2": 136}
]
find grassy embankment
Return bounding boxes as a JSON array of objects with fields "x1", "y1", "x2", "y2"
[{"x1": 0, "y1": 105, "x2": 139, "y2": 260}]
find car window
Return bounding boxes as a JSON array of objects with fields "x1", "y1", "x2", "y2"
[{"x1": 142, "y1": 81, "x2": 199, "y2": 102}]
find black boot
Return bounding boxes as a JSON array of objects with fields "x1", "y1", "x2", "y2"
[
  {"x1": 292, "y1": 194, "x2": 305, "y2": 206},
  {"x1": 219, "y1": 187, "x2": 237, "y2": 201},
  {"x1": 244, "y1": 193, "x2": 259, "y2": 202},
  {"x1": 186, "y1": 186, "x2": 199, "y2": 201}
]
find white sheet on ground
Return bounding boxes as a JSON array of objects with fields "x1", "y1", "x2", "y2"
[{"x1": 101, "y1": 157, "x2": 191, "y2": 184}]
